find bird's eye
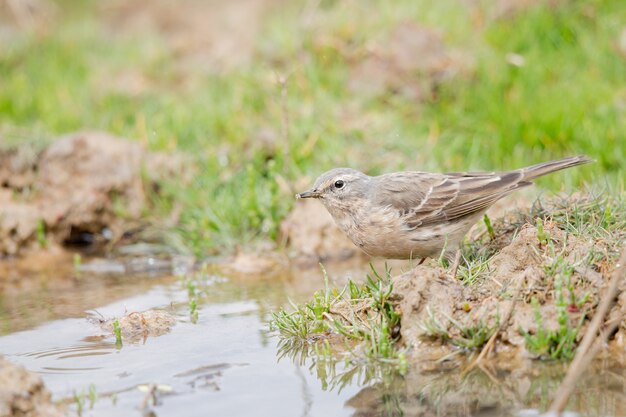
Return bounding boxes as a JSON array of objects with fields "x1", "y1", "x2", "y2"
[{"x1": 334, "y1": 180, "x2": 345, "y2": 189}]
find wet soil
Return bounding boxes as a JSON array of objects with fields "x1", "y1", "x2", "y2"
[
  {"x1": 0, "y1": 132, "x2": 186, "y2": 257},
  {"x1": 0, "y1": 356, "x2": 66, "y2": 417}
]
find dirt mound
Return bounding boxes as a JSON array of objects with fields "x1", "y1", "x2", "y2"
[
  {"x1": 102, "y1": 0, "x2": 279, "y2": 74},
  {"x1": 347, "y1": 22, "x2": 469, "y2": 101},
  {"x1": 0, "y1": 132, "x2": 180, "y2": 257},
  {"x1": 394, "y1": 220, "x2": 616, "y2": 356},
  {"x1": 97, "y1": 309, "x2": 177, "y2": 344},
  {"x1": 0, "y1": 356, "x2": 66, "y2": 417}
]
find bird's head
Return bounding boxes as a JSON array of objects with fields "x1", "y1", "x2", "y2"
[{"x1": 296, "y1": 168, "x2": 370, "y2": 214}]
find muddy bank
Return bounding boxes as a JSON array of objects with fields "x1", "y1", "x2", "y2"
[
  {"x1": 0, "y1": 132, "x2": 184, "y2": 258},
  {"x1": 278, "y1": 195, "x2": 625, "y2": 371},
  {"x1": 393, "y1": 218, "x2": 625, "y2": 357},
  {"x1": 0, "y1": 356, "x2": 66, "y2": 417}
]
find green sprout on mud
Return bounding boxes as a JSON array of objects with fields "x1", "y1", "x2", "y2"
[
  {"x1": 451, "y1": 320, "x2": 498, "y2": 350},
  {"x1": 189, "y1": 298, "x2": 199, "y2": 324},
  {"x1": 271, "y1": 264, "x2": 405, "y2": 365},
  {"x1": 456, "y1": 253, "x2": 491, "y2": 286},
  {"x1": 186, "y1": 278, "x2": 197, "y2": 297},
  {"x1": 420, "y1": 307, "x2": 451, "y2": 342},
  {"x1": 483, "y1": 214, "x2": 496, "y2": 240},
  {"x1": 535, "y1": 194, "x2": 626, "y2": 244},
  {"x1": 535, "y1": 217, "x2": 550, "y2": 247},
  {"x1": 522, "y1": 278, "x2": 585, "y2": 361},
  {"x1": 420, "y1": 307, "x2": 498, "y2": 350},
  {"x1": 73, "y1": 253, "x2": 82, "y2": 269},
  {"x1": 271, "y1": 266, "x2": 333, "y2": 339},
  {"x1": 113, "y1": 319, "x2": 122, "y2": 347},
  {"x1": 521, "y1": 229, "x2": 591, "y2": 360},
  {"x1": 543, "y1": 241, "x2": 591, "y2": 310},
  {"x1": 329, "y1": 265, "x2": 402, "y2": 361},
  {"x1": 72, "y1": 384, "x2": 97, "y2": 416},
  {"x1": 36, "y1": 219, "x2": 47, "y2": 248},
  {"x1": 73, "y1": 390, "x2": 85, "y2": 417}
]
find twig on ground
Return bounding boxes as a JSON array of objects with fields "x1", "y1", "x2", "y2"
[{"x1": 548, "y1": 245, "x2": 626, "y2": 415}]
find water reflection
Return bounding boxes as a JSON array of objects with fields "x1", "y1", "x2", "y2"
[{"x1": 276, "y1": 336, "x2": 626, "y2": 417}]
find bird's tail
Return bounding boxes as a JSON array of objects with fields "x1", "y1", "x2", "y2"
[{"x1": 520, "y1": 155, "x2": 592, "y2": 181}]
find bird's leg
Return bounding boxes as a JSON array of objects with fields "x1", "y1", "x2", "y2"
[{"x1": 449, "y1": 250, "x2": 462, "y2": 279}]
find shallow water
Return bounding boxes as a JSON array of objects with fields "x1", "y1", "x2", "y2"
[{"x1": 1, "y1": 255, "x2": 625, "y2": 417}]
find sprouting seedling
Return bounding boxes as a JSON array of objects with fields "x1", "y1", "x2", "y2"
[
  {"x1": 73, "y1": 390, "x2": 85, "y2": 416},
  {"x1": 36, "y1": 219, "x2": 47, "y2": 248},
  {"x1": 189, "y1": 298, "x2": 198, "y2": 323},
  {"x1": 88, "y1": 384, "x2": 98, "y2": 410},
  {"x1": 113, "y1": 319, "x2": 122, "y2": 347},
  {"x1": 187, "y1": 279, "x2": 197, "y2": 298},
  {"x1": 483, "y1": 214, "x2": 496, "y2": 240},
  {"x1": 535, "y1": 217, "x2": 550, "y2": 247},
  {"x1": 73, "y1": 253, "x2": 82, "y2": 269}
]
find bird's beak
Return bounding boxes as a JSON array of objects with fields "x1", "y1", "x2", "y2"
[{"x1": 295, "y1": 189, "x2": 321, "y2": 199}]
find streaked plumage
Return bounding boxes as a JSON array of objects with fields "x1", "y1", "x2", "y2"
[{"x1": 296, "y1": 156, "x2": 591, "y2": 261}]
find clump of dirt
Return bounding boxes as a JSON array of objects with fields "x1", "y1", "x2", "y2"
[
  {"x1": 0, "y1": 0, "x2": 58, "y2": 34},
  {"x1": 392, "y1": 266, "x2": 467, "y2": 348},
  {"x1": 0, "y1": 132, "x2": 184, "y2": 257},
  {"x1": 393, "y1": 218, "x2": 620, "y2": 357},
  {"x1": 97, "y1": 310, "x2": 177, "y2": 343},
  {"x1": 347, "y1": 22, "x2": 470, "y2": 101},
  {"x1": 0, "y1": 356, "x2": 66, "y2": 417},
  {"x1": 102, "y1": 0, "x2": 279, "y2": 74},
  {"x1": 214, "y1": 251, "x2": 289, "y2": 278},
  {"x1": 280, "y1": 199, "x2": 368, "y2": 266}
]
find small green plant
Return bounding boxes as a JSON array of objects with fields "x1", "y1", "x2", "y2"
[
  {"x1": 522, "y1": 294, "x2": 584, "y2": 361},
  {"x1": 187, "y1": 279, "x2": 197, "y2": 298},
  {"x1": 113, "y1": 319, "x2": 122, "y2": 347},
  {"x1": 483, "y1": 214, "x2": 496, "y2": 240},
  {"x1": 331, "y1": 265, "x2": 402, "y2": 360},
  {"x1": 189, "y1": 298, "x2": 199, "y2": 324},
  {"x1": 88, "y1": 384, "x2": 98, "y2": 410},
  {"x1": 545, "y1": 194, "x2": 625, "y2": 240},
  {"x1": 73, "y1": 253, "x2": 82, "y2": 269},
  {"x1": 73, "y1": 390, "x2": 85, "y2": 417},
  {"x1": 456, "y1": 254, "x2": 491, "y2": 286},
  {"x1": 36, "y1": 219, "x2": 47, "y2": 248},
  {"x1": 535, "y1": 217, "x2": 550, "y2": 247},
  {"x1": 270, "y1": 267, "x2": 334, "y2": 339},
  {"x1": 420, "y1": 307, "x2": 497, "y2": 350},
  {"x1": 420, "y1": 307, "x2": 451, "y2": 342},
  {"x1": 72, "y1": 384, "x2": 97, "y2": 416},
  {"x1": 271, "y1": 264, "x2": 405, "y2": 366},
  {"x1": 450, "y1": 320, "x2": 497, "y2": 350},
  {"x1": 543, "y1": 242, "x2": 591, "y2": 311}
]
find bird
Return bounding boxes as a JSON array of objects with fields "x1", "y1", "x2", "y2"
[{"x1": 296, "y1": 155, "x2": 591, "y2": 273}]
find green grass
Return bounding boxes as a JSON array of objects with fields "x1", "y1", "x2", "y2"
[
  {"x1": 271, "y1": 264, "x2": 406, "y2": 365},
  {"x1": 1, "y1": 0, "x2": 625, "y2": 254},
  {"x1": 112, "y1": 319, "x2": 122, "y2": 347},
  {"x1": 419, "y1": 307, "x2": 499, "y2": 350}
]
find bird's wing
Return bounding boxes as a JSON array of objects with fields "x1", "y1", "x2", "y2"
[{"x1": 372, "y1": 170, "x2": 531, "y2": 228}]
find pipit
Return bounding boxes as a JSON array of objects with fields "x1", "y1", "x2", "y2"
[{"x1": 296, "y1": 155, "x2": 591, "y2": 272}]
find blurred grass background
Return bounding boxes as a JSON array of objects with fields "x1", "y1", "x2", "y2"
[{"x1": 1, "y1": 0, "x2": 624, "y2": 254}]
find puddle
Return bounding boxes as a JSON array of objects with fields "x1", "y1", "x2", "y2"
[{"x1": 1, "y1": 256, "x2": 625, "y2": 417}]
